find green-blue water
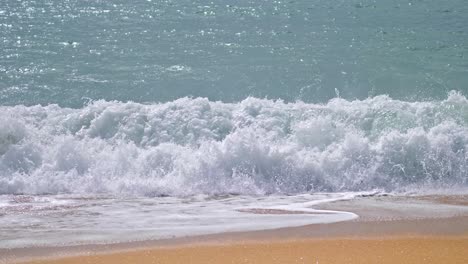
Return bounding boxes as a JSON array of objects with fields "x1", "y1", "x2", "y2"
[{"x1": 1, "y1": 0, "x2": 467, "y2": 107}]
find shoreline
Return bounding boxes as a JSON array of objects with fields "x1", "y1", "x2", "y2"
[{"x1": 2, "y1": 195, "x2": 468, "y2": 263}]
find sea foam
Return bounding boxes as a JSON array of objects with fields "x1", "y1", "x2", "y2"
[{"x1": 1, "y1": 92, "x2": 467, "y2": 196}]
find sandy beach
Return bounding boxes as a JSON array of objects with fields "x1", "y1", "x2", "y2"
[
  {"x1": 3, "y1": 195, "x2": 468, "y2": 264},
  {"x1": 20, "y1": 236, "x2": 468, "y2": 264}
]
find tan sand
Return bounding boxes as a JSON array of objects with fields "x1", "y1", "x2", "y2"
[
  {"x1": 4, "y1": 195, "x2": 468, "y2": 264},
  {"x1": 24, "y1": 236, "x2": 468, "y2": 264}
]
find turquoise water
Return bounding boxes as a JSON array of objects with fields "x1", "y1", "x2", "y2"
[
  {"x1": 1, "y1": 0, "x2": 467, "y2": 106},
  {"x1": 0, "y1": 1, "x2": 467, "y2": 196}
]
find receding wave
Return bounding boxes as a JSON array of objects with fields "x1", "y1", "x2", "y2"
[{"x1": 1, "y1": 91, "x2": 467, "y2": 196}]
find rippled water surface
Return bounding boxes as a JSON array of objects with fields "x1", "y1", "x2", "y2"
[{"x1": 1, "y1": 0, "x2": 467, "y2": 106}]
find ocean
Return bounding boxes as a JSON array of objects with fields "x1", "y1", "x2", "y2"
[{"x1": 1, "y1": 0, "x2": 467, "y2": 248}]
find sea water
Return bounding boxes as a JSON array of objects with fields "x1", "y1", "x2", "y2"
[
  {"x1": 0, "y1": 193, "x2": 360, "y2": 248},
  {"x1": 1, "y1": 0, "x2": 467, "y2": 248}
]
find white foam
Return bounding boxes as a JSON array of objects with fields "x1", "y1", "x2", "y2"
[
  {"x1": 0, "y1": 92, "x2": 467, "y2": 196},
  {"x1": 0, "y1": 193, "x2": 358, "y2": 248}
]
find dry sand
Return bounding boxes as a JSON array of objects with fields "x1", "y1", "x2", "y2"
[{"x1": 22, "y1": 236, "x2": 468, "y2": 264}]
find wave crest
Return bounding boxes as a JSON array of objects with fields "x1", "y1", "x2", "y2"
[{"x1": 1, "y1": 92, "x2": 467, "y2": 196}]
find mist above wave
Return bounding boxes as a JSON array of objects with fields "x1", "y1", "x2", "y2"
[{"x1": 1, "y1": 92, "x2": 467, "y2": 196}]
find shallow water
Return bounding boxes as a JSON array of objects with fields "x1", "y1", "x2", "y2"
[
  {"x1": 0, "y1": 193, "x2": 359, "y2": 248},
  {"x1": 2, "y1": 192, "x2": 468, "y2": 248}
]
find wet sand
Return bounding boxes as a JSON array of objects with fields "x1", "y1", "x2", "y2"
[{"x1": 4, "y1": 195, "x2": 468, "y2": 264}]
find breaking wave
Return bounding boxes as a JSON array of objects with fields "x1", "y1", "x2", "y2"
[{"x1": 1, "y1": 91, "x2": 467, "y2": 196}]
